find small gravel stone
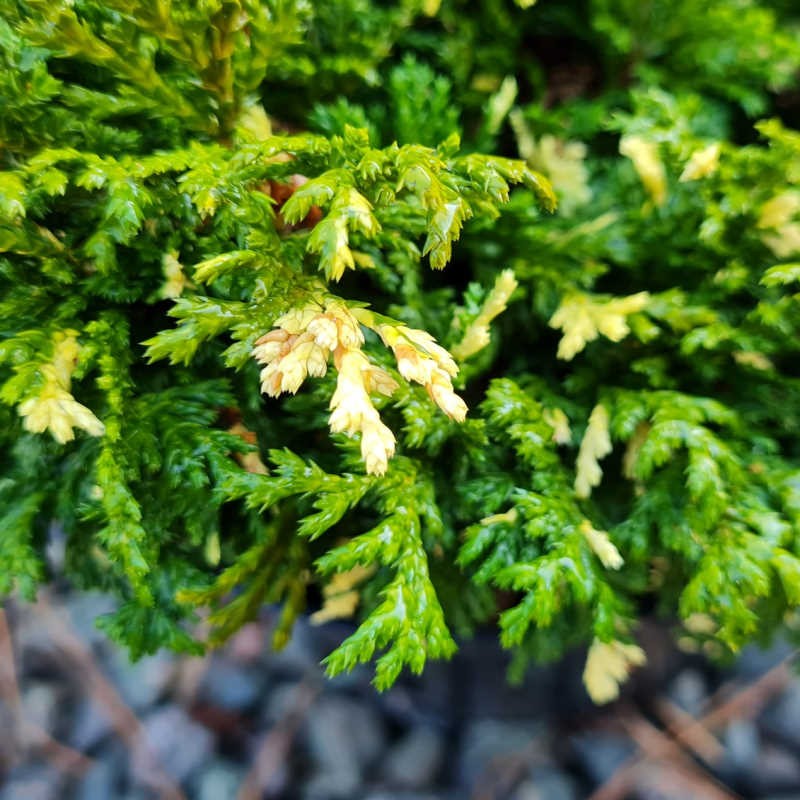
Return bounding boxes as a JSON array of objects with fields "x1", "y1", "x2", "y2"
[
  {"x1": 513, "y1": 768, "x2": 579, "y2": 800},
  {"x1": 73, "y1": 746, "x2": 123, "y2": 800},
  {"x1": 363, "y1": 794, "x2": 449, "y2": 800},
  {"x1": 381, "y1": 726, "x2": 445, "y2": 788},
  {"x1": 722, "y1": 719, "x2": 760, "y2": 771},
  {"x1": 458, "y1": 720, "x2": 546, "y2": 788},
  {"x1": 63, "y1": 592, "x2": 118, "y2": 648},
  {"x1": 68, "y1": 697, "x2": 114, "y2": 752},
  {"x1": 762, "y1": 683, "x2": 800, "y2": 750},
  {"x1": 734, "y1": 640, "x2": 794, "y2": 681},
  {"x1": 749, "y1": 745, "x2": 800, "y2": 795},
  {"x1": 305, "y1": 695, "x2": 386, "y2": 772},
  {"x1": 303, "y1": 768, "x2": 362, "y2": 800},
  {"x1": 263, "y1": 616, "x2": 318, "y2": 676},
  {"x1": 570, "y1": 732, "x2": 634, "y2": 785},
  {"x1": 667, "y1": 668, "x2": 707, "y2": 717},
  {"x1": 262, "y1": 681, "x2": 305, "y2": 725},
  {"x1": 0, "y1": 768, "x2": 62, "y2": 800},
  {"x1": 131, "y1": 706, "x2": 214, "y2": 786},
  {"x1": 303, "y1": 695, "x2": 386, "y2": 799},
  {"x1": 22, "y1": 681, "x2": 61, "y2": 735},
  {"x1": 107, "y1": 650, "x2": 176, "y2": 712},
  {"x1": 197, "y1": 657, "x2": 263, "y2": 712},
  {"x1": 195, "y1": 759, "x2": 246, "y2": 800}
]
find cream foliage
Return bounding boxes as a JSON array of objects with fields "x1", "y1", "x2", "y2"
[
  {"x1": 549, "y1": 291, "x2": 650, "y2": 360},
  {"x1": 510, "y1": 110, "x2": 591, "y2": 216},
  {"x1": 18, "y1": 332, "x2": 105, "y2": 444},
  {"x1": 254, "y1": 300, "x2": 467, "y2": 475},
  {"x1": 758, "y1": 191, "x2": 800, "y2": 258},
  {"x1": 574, "y1": 404, "x2": 612, "y2": 499},
  {"x1": 679, "y1": 143, "x2": 721, "y2": 182},
  {"x1": 310, "y1": 565, "x2": 375, "y2": 625},
  {"x1": 620, "y1": 135, "x2": 667, "y2": 207},
  {"x1": 452, "y1": 269, "x2": 518, "y2": 360},
  {"x1": 329, "y1": 349, "x2": 397, "y2": 476},
  {"x1": 373, "y1": 320, "x2": 467, "y2": 422},
  {"x1": 583, "y1": 638, "x2": 646, "y2": 704},
  {"x1": 580, "y1": 520, "x2": 623, "y2": 569}
]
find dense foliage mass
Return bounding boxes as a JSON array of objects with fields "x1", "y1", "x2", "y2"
[{"x1": 2, "y1": 0, "x2": 800, "y2": 700}]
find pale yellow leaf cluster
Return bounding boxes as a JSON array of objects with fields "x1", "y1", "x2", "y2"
[
  {"x1": 574, "y1": 404, "x2": 612, "y2": 499},
  {"x1": 679, "y1": 143, "x2": 721, "y2": 182},
  {"x1": 159, "y1": 251, "x2": 193, "y2": 299},
  {"x1": 451, "y1": 269, "x2": 518, "y2": 360},
  {"x1": 479, "y1": 508, "x2": 519, "y2": 526},
  {"x1": 254, "y1": 301, "x2": 466, "y2": 475},
  {"x1": 542, "y1": 407, "x2": 572, "y2": 445},
  {"x1": 510, "y1": 111, "x2": 591, "y2": 216},
  {"x1": 310, "y1": 565, "x2": 375, "y2": 625},
  {"x1": 758, "y1": 191, "x2": 800, "y2": 258},
  {"x1": 619, "y1": 135, "x2": 667, "y2": 207},
  {"x1": 367, "y1": 313, "x2": 467, "y2": 423},
  {"x1": 579, "y1": 520, "x2": 623, "y2": 570},
  {"x1": 583, "y1": 638, "x2": 646, "y2": 704},
  {"x1": 733, "y1": 350, "x2": 774, "y2": 371},
  {"x1": 18, "y1": 332, "x2": 105, "y2": 444},
  {"x1": 549, "y1": 291, "x2": 649, "y2": 361}
]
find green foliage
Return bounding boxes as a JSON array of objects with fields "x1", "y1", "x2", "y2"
[{"x1": 2, "y1": 0, "x2": 800, "y2": 696}]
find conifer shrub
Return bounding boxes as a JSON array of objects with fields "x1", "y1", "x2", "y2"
[{"x1": 2, "y1": 0, "x2": 800, "y2": 700}]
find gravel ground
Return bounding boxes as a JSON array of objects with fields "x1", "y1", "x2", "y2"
[{"x1": 1, "y1": 588, "x2": 799, "y2": 800}]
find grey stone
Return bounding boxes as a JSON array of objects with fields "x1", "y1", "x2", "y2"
[
  {"x1": 130, "y1": 706, "x2": 214, "y2": 786},
  {"x1": 305, "y1": 695, "x2": 386, "y2": 773},
  {"x1": 197, "y1": 657, "x2": 263, "y2": 712},
  {"x1": 458, "y1": 719, "x2": 547, "y2": 788},
  {"x1": 364, "y1": 794, "x2": 449, "y2": 800},
  {"x1": 22, "y1": 681, "x2": 61, "y2": 736},
  {"x1": 667, "y1": 668, "x2": 707, "y2": 717},
  {"x1": 73, "y1": 752, "x2": 121, "y2": 800},
  {"x1": 302, "y1": 695, "x2": 386, "y2": 799},
  {"x1": 263, "y1": 616, "x2": 319, "y2": 675},
  {"x1": 303, "y1": 768, "x2": 362, "y2": 800},
  {"x1": 262, "y1": 681, "x2": 304, "y2": 725},
  {"x1": 570, "y1": 732, "x2": 634, "y2": 785},
  {"x1": 763, "y1": 682, "x2": 800, "y2": 750},
  {"x1": 45, "y1": 523, "x2": 66, "y2": 574},
  {"x1": 376, "y1": 661, "x2": 454, "y2": 728},
  {"x1": 0, "y1": 768, "x2": 61, "y2": 800},
  {"x1": 107, "y1": 650, "x2": 176, "y2": 712},
  {"x1": 757, "y1": 795, "x2": 800, "y2": 800},
  {"x1": 382, "y1": 726, "x2": 445, "y2": 788},
  {"x1": 195, "y1": 759, "x2": 245, "y2": 800},
  {"x1": 512, "y1": 768, "x2": 579, "y2": 800},
  {"x1": 751, "y1": 745, "x2": 800, "y2": 794},
  {"x1": 68, "y1": 698, "x2": 114, "y2": 752},
  {"x1": 63, "y1": 592, "x2": 118, "y2": 648},
  {"x1": 722, "y1": 719, "x2": 760, "y2": 771},
  {"x1": 734, "y1": 639, "x2": 795, "y2": 680}
]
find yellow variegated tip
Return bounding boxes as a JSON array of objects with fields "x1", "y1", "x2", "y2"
[
  {"x1": 329, "y1": 349, "x2": 396, "y2": 475},
  {"x1": 20, "y1": 385, "x2": 105, "y2": 444},
  {"x1": 620, "y1": 135, "x2": 667, "y2": 207},
  {"x1": 583, "y1": 638, "x2": 646, "y2": 704},
  {"x1": 579, "y1": 520, "x2": 623, "y2": 569},
  {"x1": 679, "y1": 143, "x2": 721, "y2": 182},
  {"x1": 18, "y1": 332, "x2": 104, "y2": 444},
  {"x1": 550, "y1": 291, "x2": 650, "y2": 361},
  {"x1": 452, "y1": 269, "x2": 518, "y2": 361},
  {"x1": 758, "y1": 192, "x2": 800, "y2": 258},
  {"x1": 575, "y1": 404, "x2": 612, "y2": 499}
]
